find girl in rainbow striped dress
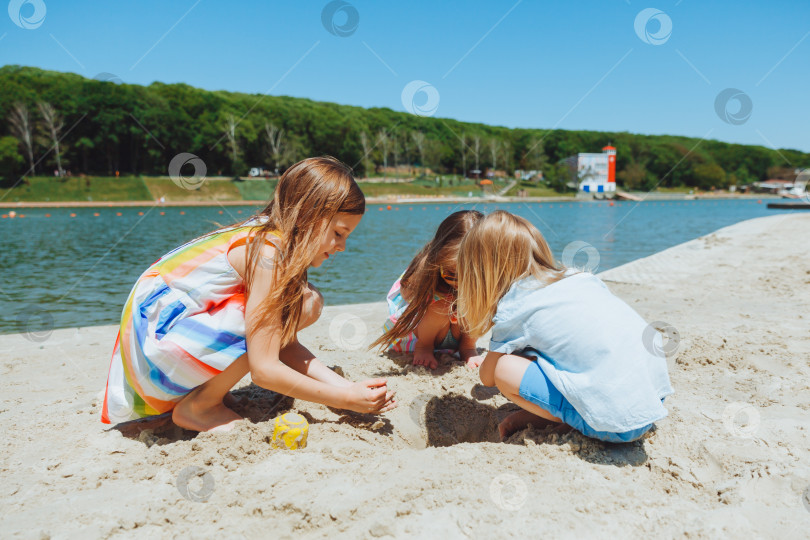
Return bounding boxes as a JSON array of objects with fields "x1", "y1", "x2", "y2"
[
  {"x1": 102, "y1": 157, "x2": 396, "y2": 432},
  {"x1": 371, "y1": 210, "x2": 484, "y2": 370}
]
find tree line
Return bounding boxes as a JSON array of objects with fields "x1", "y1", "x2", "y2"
[{"x1": 1, "y1": 65, "x2": 807, "y2": 190}]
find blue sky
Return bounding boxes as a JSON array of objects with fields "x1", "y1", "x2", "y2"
[{"x1": 2, "y1": 0, "x2": 808, "y2": 152}]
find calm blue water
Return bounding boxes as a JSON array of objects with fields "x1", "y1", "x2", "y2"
[{"x1": 0, "y1": 199, "x2": 788, "y2": 335}]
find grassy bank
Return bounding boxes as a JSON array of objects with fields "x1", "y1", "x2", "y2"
[
  {"x1": 2, "y1": 175, "x2": 539, "y2": 203},
  {"x1": 0, "y1": 176, "x2": 152, "y2": 202},
  {"x1": 142, "y1": 178, "x2": 244, "y2": 202}
]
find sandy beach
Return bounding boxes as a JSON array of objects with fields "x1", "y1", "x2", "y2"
[{"x1": 1, "y1": 213, "x2": 808, "y2": 539}]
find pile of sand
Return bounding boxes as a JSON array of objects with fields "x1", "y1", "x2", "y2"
[{"x1": 1, "y1": 214, "x2": 808, "y2": 538}]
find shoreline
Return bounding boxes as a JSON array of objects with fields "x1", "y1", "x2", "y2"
[
  {"x1": 0, "y1": 193, "x2": 779, "y2": 208},
  {"x1": 2, "y1": 214, "x2": 808, "y2": 537}
]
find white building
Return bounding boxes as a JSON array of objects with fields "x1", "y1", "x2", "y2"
[{"x1": 563, "y1": 145, "x2": 617, "y2": 194}]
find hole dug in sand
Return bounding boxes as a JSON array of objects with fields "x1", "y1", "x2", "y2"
[
  {"x1": 421, "y1": 394, "x2": 503, "y2": 447},
  {"x1": 413, "y1": 393, "x2": 652, "y2": 468}
]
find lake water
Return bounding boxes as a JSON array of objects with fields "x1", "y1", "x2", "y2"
[{"x1": 0, "y1": 199, "x2": 788, "y2": 335}]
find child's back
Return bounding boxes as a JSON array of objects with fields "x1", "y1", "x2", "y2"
[
  {"x1": 458, "y1": 210, "x2": 673, "y2": 443},
  {"x1": 490, "y1": 270, "x2": 673, "y2": 433}
]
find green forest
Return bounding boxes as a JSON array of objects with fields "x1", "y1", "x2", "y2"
[{"x1": 1, "y1": 65, "x2": 807, "y2": 191}]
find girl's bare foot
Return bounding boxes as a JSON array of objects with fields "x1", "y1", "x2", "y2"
[
  {"x1": 172, "y1": 389, "x2": 242, "y2": 432},
  {"x1": 498, "y1": 409, "x2": 559, "y2": 440}
]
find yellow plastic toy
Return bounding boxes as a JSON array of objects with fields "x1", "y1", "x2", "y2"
[{"x1": 271, "y1": 413, "x2": 309, "y2": 450}]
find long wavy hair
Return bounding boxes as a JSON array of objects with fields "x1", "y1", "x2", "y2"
[
  {"x1": 243, "y1": 156, "x2": 364, "y2": 348},
  {"x1": 456, "y1": 210, "x2": 565, "y2": 339},
  {"x1": 370, "y1": 210, "x2": 483, "y2": 350}
]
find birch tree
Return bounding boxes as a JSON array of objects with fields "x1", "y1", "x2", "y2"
[
  {"x1": 392, "y1": 131, "x2": 400, "y2": 171},
  {"x1": 501, "y1": 140, "x2": 512, "y2": 173},
  {"x1": 224, "y1": 113, "x2": 240, "y2": 173},
  {"x1": 359, "y1": 131, "x2": 373, "y2": 177},
  {"x1": 8, "y1": 102, "x2": 35, "y2": 176},
  {"x1": 264, "y1": 121, "x2": 285, "y2": 173},
  {"x1": 37, "y1": 102, "x2": 64, "y2": 176},
  {"x1": 489, "y1": 138, "x2": 499, "y2": 171},
  {"x1": 377, "y1": 129, "x2": 390, "y2": 176}
]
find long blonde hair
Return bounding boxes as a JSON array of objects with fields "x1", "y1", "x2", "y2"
[
  {"x1": 370, "y1": 210, "x2": 483, "y2": 350},
  {"x1": 244, "y1": 156, "x2": 364, "y2": 348},
  {"x1": 456, "y1": 210, "x2": 565, "y2": 339}
]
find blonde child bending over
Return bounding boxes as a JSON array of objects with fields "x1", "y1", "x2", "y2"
[
  {"x1": 102, "y1": 157, "x2": 396, "y2": 432},
  {"x1": 457, "y1": 211, "x2": 672, "y2": 443},
  {"x1": 371, "y1": 210, "x2": 484, "y2": 370}
]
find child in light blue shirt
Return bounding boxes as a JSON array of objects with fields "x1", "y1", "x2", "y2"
[{"x1": 457, "y1": 211, "x2": 673, "y2": 443}]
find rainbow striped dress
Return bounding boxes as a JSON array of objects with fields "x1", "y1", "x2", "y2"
[{"x1": 101, "y1": 219, "x2": 281, "y2": 424}]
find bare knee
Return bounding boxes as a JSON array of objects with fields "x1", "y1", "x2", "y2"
[
  {"x1": 493, "y1": 354, "x2": 530, "y2": 397},
  {"x1": 298, "y1": 282, "x2": 324, "y2": 330}
]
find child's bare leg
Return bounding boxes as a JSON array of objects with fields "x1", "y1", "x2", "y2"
[
  {"x1": 493, "y1": 354, "x2": 563, "y2": 440},
  {"x1": 172, "y1": 283, "x2": 322, "y2": 432},
  {"x1": 499, "y1": 409, "x2": 561, "y2": 440},
  {"x1": 172, "y1": 353, "x2": 249, "y2": 432}
]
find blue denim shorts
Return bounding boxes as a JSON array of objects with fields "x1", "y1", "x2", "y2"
[{"x1": 518, "y1": 358, "x2": 654, "y2": 443}]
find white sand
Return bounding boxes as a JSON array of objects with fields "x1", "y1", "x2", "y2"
[{"x1": 1, "y1": 214, "x2": 809, "y2": 539}]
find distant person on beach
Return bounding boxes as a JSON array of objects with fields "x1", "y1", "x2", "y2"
[
  {"x1": 371, "y1": 210, "x2": 485, "y2": 370},
  {"x1": 101, "y1": 157, "x2": 396, "y2": 432},
  {"x1": 456, "y1": 211, "x2": 673, "y2": 443}
]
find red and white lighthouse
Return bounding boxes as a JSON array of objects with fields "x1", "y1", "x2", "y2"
[{"x1": 603, "y1": 145, "x2": 616, "y2": 186}]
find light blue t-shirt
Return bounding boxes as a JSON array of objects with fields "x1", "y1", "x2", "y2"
[{"x1": 489, "y1": 271, "x2": 674, "y2": 433}]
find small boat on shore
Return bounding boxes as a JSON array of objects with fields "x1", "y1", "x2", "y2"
[{"x1": 767, "y1": 202, "x2": 810, "y2": 210}]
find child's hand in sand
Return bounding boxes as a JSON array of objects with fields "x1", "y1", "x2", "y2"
[
  {"x1": 460, "y1": 348, "x2": 483, "y2": 370},
  {"x1": 464, "y1": 355, "x2": 484, "y2": 370},
  {"x1": 344, "y1": 378, "x2": 397, "y2": 414},
  {"x1": 413, "y1": 349, "x2": 439, "y2": 370}
]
